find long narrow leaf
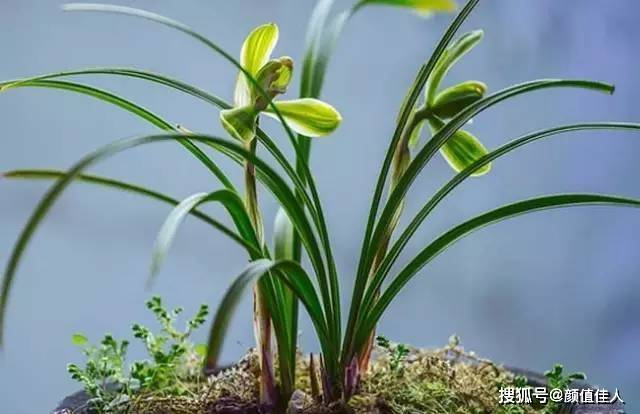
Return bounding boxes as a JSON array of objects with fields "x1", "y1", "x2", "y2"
[
  {"x1": 149, "y1": 190, "x2": 259, "y2": 285},
  {"x1": 61, "y1": 3, "x2": 303, "y2": 160},
  {"x1": 355, "y1": 194, "x2": 640, "y2": 351},
  {"x1": 0, "y1": 78, "x2": 234, "y2": 190},
  {"x1": 300, "y1": 0, "x2": 336, "y2": 98},
  {"x1": 61, "y1": 4, "x2": 341, "y2": 337},
  {"x1": 271, "y1": 208, "x2": 297, "y2": 395},
  {"x1": 273, "y1": 208, "x2": 297, "y2": 336},
  {"x1": 0, "y1": 67, "x2": 229, "y2": 109},
  {"x1": 0, "y1": 68, "x2": 327, "y2": 248},
  {"x1": 205, "y1": 259, "x2": 329, "y2": 371},
  {"x1": 2, "y1": 169, "x2": 254, "y2": 253},
  {"x1": 360, "y1": 122, "x2": 640, "y2": 317},
  {"x1": 0, "y1": 134, "x2": 324, "y2": 347},
  {"x1": 365, "y1": 79, "x2": 614, "y2": 288},
  {"x1": 345, "y1": 0, "x2": 481, "y2": 361}
]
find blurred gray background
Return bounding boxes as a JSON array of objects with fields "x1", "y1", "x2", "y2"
[{"x1": 1, "y1": 0, "x2": 639, "y2": 412}]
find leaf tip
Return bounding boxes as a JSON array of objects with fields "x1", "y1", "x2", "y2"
[
  {"x1": 146, "y1": 260, "x2": 161, "y2": 291},
  {"x1": 60, "y1": 3, "x2": 78, "y2": 12}
]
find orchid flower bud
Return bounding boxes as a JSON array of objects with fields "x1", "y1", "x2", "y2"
[{"x1": 253, "y1": 57, "x2": 293, "y2": 108}]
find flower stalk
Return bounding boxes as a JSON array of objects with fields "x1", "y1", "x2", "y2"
[
  {"x1": 357, "y1": 108, "x2": 425, "y2": 371},
  {"x1": 244, "y1": 130, "x2": 278, "y2": 409},
  {"x1": 219, "y1": 22, "x2": 341, "y2": 408}
]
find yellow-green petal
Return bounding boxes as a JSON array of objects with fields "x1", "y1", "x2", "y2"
[
  {"x1": 431, "y1": 80, "x2": 487, "y2": 119},
  {"x1": 441, "y1": 130, "x2": 491, "y2": 176},
  {"x1": 220, "y1": 105, "x2": 260, "y2": 142},
  {"x1": 356, "y1": 0, "x2": 457, "y2": 16},
  {"x1": 429, "y1": 118, "x2": 490, "y2": 176},
  {"x1": 264, "y1": 98, "x2": 342, "y2": 137},
  {"x1": 234, "y1": 23, "x2": 279, "y2": 107}
]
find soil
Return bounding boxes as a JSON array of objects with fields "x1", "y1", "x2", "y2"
[{"x1": 52, "y1": 345, "x2": 626, "y2": 414}]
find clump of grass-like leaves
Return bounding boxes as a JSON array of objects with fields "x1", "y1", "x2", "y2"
[{"x1": 1, "y1": 0, "x2": 639, "y2": 412}]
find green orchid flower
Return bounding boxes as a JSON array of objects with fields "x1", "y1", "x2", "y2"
[
  {"x1": 220, "y1": 23, "x2": 342, "y2": 142},
  {"x1": 408, "y1": 30, "x2": 491, "y2": 177}
]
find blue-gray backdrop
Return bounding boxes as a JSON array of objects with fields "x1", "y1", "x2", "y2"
[{"x1": 1, "y1": 0, "x2": 638, "y2": 412}]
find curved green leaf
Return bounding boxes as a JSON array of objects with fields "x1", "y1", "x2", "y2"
[
  {"x1": 298, "y1": 0, "x2": 348, "y2": 192},
  {"x1": 274, "y1": 208, "x2": 295, "y2": 261},
  {"x1": 360, "y1": 122, "x2": 640, "y2": 322},
  {"x1": 61, "y1": 4, "x2": 300, "y2": 152},
  {"x1": 61, "y1": 4, "x2": 340, "y2": 338},
  {"x1": 347, "y1": 0, "x2": 481, "y2": 362},
  {"x1": 300, "y1": 0, "x2": 337, "y2": 98},
  {"x1": 272, "y1": 207, "x2": 298, "y2": 388},
  {"x1": 426, "y1": 30, "x2": 483, "y2": 103},
  {"x1": 10, "y1": 69, "x2": 323, "y2": 246},
  {"x1": 2, "y1": 79, "x2": 172, "y2": 129},
  {"x1": 366, "y1": 79, "x2": 614, "y2": 290},
  {"x1": 0, "y1": 78, "x2": 234, "y2": 190},
  {"x1": 355, "y1": 194, "x2": 640, "y2": 351},
  {"x1": 3, "y1": 169, "x2": 254, "y2": 254},
  {"x1": 0, "y1": 134, "x2": 325, "y2": 347},
  {"x1": 5, "y1": 70, "x2": 333, "y2": 309},
  {"x1": 149, "y1": 190, "x2": 259, "y2": 286},
  {"x1": 205, "y1": 259, "x2": 329, "y2": 371},
  {"x1": 0, "y1": 67, "x2": 229, "y2": 109}
]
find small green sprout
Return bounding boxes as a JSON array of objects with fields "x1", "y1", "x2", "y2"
[
  {"x1": 544, "y1": 363, "x2": 586, "y2": 390},
  {"x1": 67, "y1": 334, "x2": 133, "y2": 412},
  {"x1": 541, "y1": 364, "x2": 586, "y2": 414},
  {"x1": 376, "y1": 335, "x2": 410, "y2": 372}
]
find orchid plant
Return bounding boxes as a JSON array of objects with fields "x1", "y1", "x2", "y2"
[{"x1": 2, "y1": 0, "x2": 640, "y2": 412}]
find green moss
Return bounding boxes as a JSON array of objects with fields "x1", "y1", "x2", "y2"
[
  {"x1": 131, "y1": 342, "x2": 544, "y2": 414},
  {"x1": 347, "y1": 341, "x2": 540, "y2": 414}
]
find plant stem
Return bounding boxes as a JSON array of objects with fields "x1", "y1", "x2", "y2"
[{"x1": 244, "y1": 136, "x2": 277, "y2": 409}]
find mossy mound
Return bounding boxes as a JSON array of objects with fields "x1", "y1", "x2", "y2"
[
  {"x1": 350, "y1": 342, "x2": 537, "y2": 414},
  {"x1": 130, "y1": 341, "x2": 539, "y2": 414}
]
